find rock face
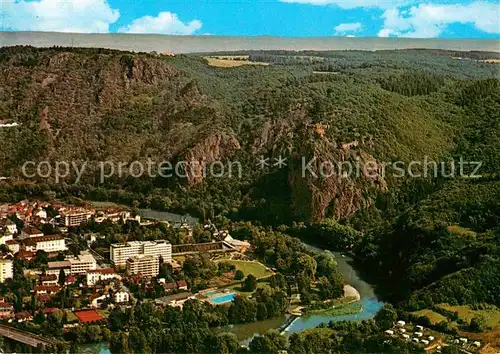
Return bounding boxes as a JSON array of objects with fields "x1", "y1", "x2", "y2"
[
  {"x1": 184, "y1": 134, "x2": 241, "y2": 185},
  {"x1": 288, "y1": 127, "x2": 385, "y2": 222}
]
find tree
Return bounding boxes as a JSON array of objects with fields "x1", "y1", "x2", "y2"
[
  {"x1": 234, "y1": 270, "x2": 245, "y2": 280},
  {"x1": 374, "y1": 304, "x2": 397, "y2": 330},
  {"x1": 469, "y1": 316, "x2": 487, "y2": 332},
  {"x1": 58, "y1": 268, "x2": 66, "y2": 287},
  {"x1": 242, "y1": 274, "x2": 258, "y2": 292},
  {"x1": 248, "y1": 330, "x2": 286, "y2": 354}
]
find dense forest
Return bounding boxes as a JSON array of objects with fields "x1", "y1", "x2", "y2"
[{"x1": 0, "y1": 46, "x2": 499, "y2": 351}]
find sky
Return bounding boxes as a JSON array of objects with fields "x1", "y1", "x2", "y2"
[{"x1": 1, "y1": 0, "x2": 500, "y2": 39}]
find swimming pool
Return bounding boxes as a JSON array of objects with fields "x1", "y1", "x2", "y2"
[{"x1": 210, "y1": 293, "x2": 236, "y2": 304}]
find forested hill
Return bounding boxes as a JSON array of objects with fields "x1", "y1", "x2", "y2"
[{"x1": 0, "y1": 46, "x2": 498, "y2": 226}]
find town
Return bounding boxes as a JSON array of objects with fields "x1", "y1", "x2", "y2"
[{"x1": 0, "y1": 199, "x2": 260, "y2": 352}]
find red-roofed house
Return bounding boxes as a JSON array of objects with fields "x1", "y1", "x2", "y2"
[
  {"x1": 40, "y1": 274, "x2": 58, "y2": 286},
  {"x1": 17, "y1": 250, "x2": 36, "y2": 260},
  {"x1": 0, "y1": 302, "x2": 14, "y2": 319},
  {"x1": 177, "y1": 280, "x2": 188, "y2": 291},
  {"x1": 15, "y1": 311, "x2": 32, "y2": 322},
  {"x1": 74, "y1": 310, "x2": 104, "y2": 323},
  {"x1": 43, "y1": 307, "x2": 59, "y2": 315},
  {"x1": 35, "y1": 285, "x2": 60, "y2": 295},
  {"x1": 20, "y1": 225, "x2": 44, "y2": 239}
]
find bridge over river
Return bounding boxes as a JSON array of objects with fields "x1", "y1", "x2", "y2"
[{"x1": 0, "y1": 324, "x2": 57, "y2": 348}]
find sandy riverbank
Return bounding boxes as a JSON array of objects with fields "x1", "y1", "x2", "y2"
[{"x1": 344, "y1": 284, "x2": 361, "y2": 301}]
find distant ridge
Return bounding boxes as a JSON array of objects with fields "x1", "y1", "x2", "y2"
[{"x1": 1, "y1": 31, "x2": 499, "y2": 53}]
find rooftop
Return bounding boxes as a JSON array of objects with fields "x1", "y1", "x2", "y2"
[
  {"x1": 87, "y1": 268, "x2": 115, "y2": 275},
  {"x1": 21, "y1": 225, "x2": 43, "y2": 235},
  {"x1": 23, "y1": 234, "x2": 63, "y2": 246}
]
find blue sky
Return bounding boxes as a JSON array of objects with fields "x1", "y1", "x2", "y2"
[{"x1": 2, "y1": 0, "x2": 500, "y2": 38}]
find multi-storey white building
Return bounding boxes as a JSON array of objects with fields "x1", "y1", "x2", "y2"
[
  {"x1": 47, "y1": 252, "x2": 97, "y2": 275},
  {"x1": 0, "y1": 256, "x2": 13, "y2": 283},
  {"x1": 23, "y1": 235, "x2": 67, "y2": 253},
  {"x1": 68, "y1": 252, "x2": 97, "y2": 274},
  {"x1": 58, "y1": 209, "x2": 93, "y2": 227},
  {"x1": 126, "y1": 254, "x2": 160, "y2": 277},
  {"x1": 86, "y1": 268, "x2": 121, "y2": 286},
  {"x1": 110, "y1": 240, "x2": 171, "y2": 267}
]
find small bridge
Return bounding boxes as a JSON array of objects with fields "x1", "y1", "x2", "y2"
[{"x1": 0, "y1": 324, "x2": 56, "y2": 348}]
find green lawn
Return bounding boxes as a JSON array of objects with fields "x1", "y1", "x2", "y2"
[
  {"x1": 411, "y1": 309, "x2": 448, "y2": 324},
  {"x1": 437, "y1": 304, "x2": 500, "y2": 328},
  {"x1": 216, "y1": 260, "x2": 273, "y2": 279}
]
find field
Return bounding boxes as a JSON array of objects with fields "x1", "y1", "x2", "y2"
[
  {"x1": 216, "y1": 259, "x2": 273, "y2": 279},
  {"x1": 204, "y1": 56, "x2": 269, "y2": 68},
  {"x1": 437, "y1": 304, "x2": 500, "y2": 329},
  {"x1": 411, "y1": 309, "x2": 448, "y2": 324}
]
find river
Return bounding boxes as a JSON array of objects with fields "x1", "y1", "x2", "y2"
[{"x1": 80, "y1": 210, "x2": 383, "y2": 353}]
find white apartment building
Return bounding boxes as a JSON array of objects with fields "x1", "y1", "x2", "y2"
[
  {"x1": 126, "y1": 254, "x2": 160, "y2": 277},
  {"x1": 46, "y1": 252, "x2": 97, "y2": 275},
  {"x1": 0, "y1": 256, "x2": 13, "y2": 283},
  {"x1": 58, "y1": 210, "x2": 93, "y2": 227},
  {"x1": 110, "y1": 240, "x2": 172, "y2": 267},
  {"x1": 68, "y1": 252, "x2": 97, "y2": 274},
  {"x1": 23, "y1": 235, "x2": 67, "y2": 253},
  {"x1": 86, "y1": 268, "x2": 121, "y2": 286}
]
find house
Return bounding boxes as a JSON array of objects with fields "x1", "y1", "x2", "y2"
[
  {"x1": 421, "y1": 340, "x2": 429, "y2": 346},
  {"x1": 396, "y1": 320, "x2": 406, "y2": 327},
  {"x1": 0, "y1": 218, "x2": 17, "y2": 236},
  {"x1": 412, "y1": 338, "x2": 419, "y2": 343},
  {"x1": 20, "y1": 225, "x2": 44, "y2": 239},
  {"x1": 177, "y1": 280, "x2": 188, "y2": 291},
  {"x1": 414, "y1": 332, "x2": 423, "y2": 337},
  {"x1": 6, "y1": 240, "x2": 20, "y2": 254},
  {"x1": 473, "y1": 341, "x2": 481, "y2": 348},
  {"x1": 17, "y1": 250, "x2": 35, "y2": 261},
  {"x1": 416, "y1": 325, "x2": 424, "y2": 331},
  {"x1": 162, "y1": 282, "x2": 176, "y2": 293},
  {"x1": 0, "y1": 302, "x2": 14, "y2": 319},
  {"x1": 15, "y1": 311, "x2": 32, "y2": 322},
  {"x1": 35, "y1": 285, "x2": 60, "y2": 295},
  {"x1": 459, "y1": 338, "x2": 467, "y2": 344},
  {"x1": 402, "y1": 334, "x2": 410, "y2": 340},
  {"x1": 384, "y1": 330, "x2": 394, "y2": 335},
  {"x1": 65, "y1": 274, "x2": 77, "y2": 286},
  {"x1": 155, "y1": 292, "x2": 195, "y2": 308},
  {"x1": 90, "y1": 294, "x2": 108, "y2": 308},
  {"x1": 40, "y1": 274, "x2": 58, "y2": 286},
  {"x1": 399, "y1": 328, "x2": 406, "y2": 333},
  {"x1": 43, "y1": 307, "x2": 59, "y2": 315},
  {"x1": 86, "y1": 268, "x2": 120, "y2": 286},
  {"x1": 114, "y1": 291, "x2": 129, "y2": 304},
  {"x1": 428, "y1": 336, "x2": 434, "y2": 341}
]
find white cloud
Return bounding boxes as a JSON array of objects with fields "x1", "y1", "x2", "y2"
[
  {"x1": 279, "y1": 0, "x2": 409, "y2": 9},
  {"x1": 378, "y1": 1, "x2": 500, "y2": 38},
  {"x1": 2, "y1": 0, "x2": 119, "y2": 33},
  {"x1": 334, "y1": 22, "x2": 363, "y2": 35},
  {"x1": 118, "y1": 12, "x2": 202, "y2": 35}
]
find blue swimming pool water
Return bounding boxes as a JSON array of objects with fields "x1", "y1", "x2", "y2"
[{"x1": 210, "y1": 293, "x2": 236, "y2": 304}]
